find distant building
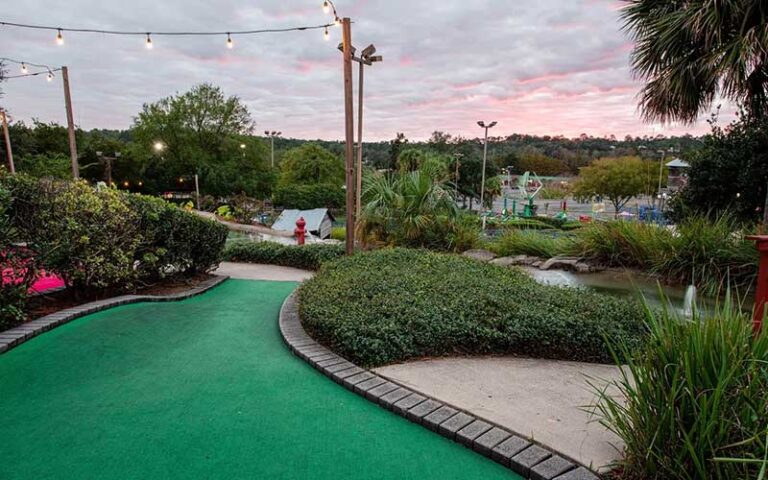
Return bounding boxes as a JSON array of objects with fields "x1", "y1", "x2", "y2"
[
  {"x1": 272, "y1": 208, "x2": 335, "y2": 239},
  {"x1": 666, "y1": 158, "x2": 690, "y2": 191}
]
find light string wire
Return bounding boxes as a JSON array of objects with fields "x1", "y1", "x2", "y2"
[
  {"x1": 0, "y1": 57, "x2": 59, "y2": 79},
  {"x1": 0, "y1": 20, "x2": 335, "y2": 37}
]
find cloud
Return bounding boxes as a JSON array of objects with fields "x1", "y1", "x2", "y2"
[{"x1": 0, "y1": 0, "x2": 735, "y2": 141}]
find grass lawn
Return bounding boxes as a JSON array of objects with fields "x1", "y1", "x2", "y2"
[{"x1": 0, "y1": 279, "x2": 519, "y2": 479}]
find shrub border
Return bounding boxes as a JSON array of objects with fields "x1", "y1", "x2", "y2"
[
  {"x1": 0, "y1": 275, "x2": 229, "y2": 355},
  {"x1": 279, "y1": 292, "x2": 599, "y2": 480}
]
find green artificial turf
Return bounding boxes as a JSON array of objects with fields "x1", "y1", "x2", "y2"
[{"x1": 0, "y1": 279, "x2": 520, "y2": 479}]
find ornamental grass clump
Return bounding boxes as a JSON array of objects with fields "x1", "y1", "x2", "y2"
[
  {"x1": 298, "y1": 248, "x2": 646, "y2": 367},
  {"x1": 593, "y1": 300, "x2": 768, "y2": 480}
]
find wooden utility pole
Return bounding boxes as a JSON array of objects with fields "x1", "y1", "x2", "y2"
[
  {"x1": 61, "y1": 66, "x2": 79, "y2": 179},
  {"x1": 0, "y1": 110, "x2": 14, "y2": 174},
  {"x1": 342, "y1": 18, "x2": 355, "y2": 255},
  {"x1": 356, "y1": 60, "x2": 364, "y2": 219}
]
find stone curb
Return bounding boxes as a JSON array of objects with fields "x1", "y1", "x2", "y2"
[
  {"x1": 278, "y1": 292, "x2": 600, "y2": 480},
  {"x1": 0, "y1": 275, "x2": 229, "y2": 355}
]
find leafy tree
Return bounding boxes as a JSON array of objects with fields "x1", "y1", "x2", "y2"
[
  {"x1": 427, "y1": 131, "x2": 453, "y2": 154},
  {"x1": 15, "y1": 154, "x2": 70, "y2": 179},
  {"x1": 622, "y1": 0, "x2": 768, "y2": 122},
  {"x1": 278, "y1": 143, "x2": 344, "y2": 188},
  {"x1": 573, "y1": 157, "x2": 649, "y2": 215},
  {"x1": 388, "y1": 132, "x2": 408, "y2": 170},
  {"x1": 129, "y1": 83, "x2": 274, "y2": 196},
  {"x1": 669, "y1": 115, "x2": 768, "y2": 223}
]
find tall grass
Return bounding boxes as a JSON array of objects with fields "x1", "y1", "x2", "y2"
[
  {"x1": 593, "y1": 302, "x2": 768, "y2": 479},
  {"x1": 573, "y1": 216, "x2": 758, "y2": 295},
  {"x1": 486, "y1": 229, "x2": 574, "y2": 258}
]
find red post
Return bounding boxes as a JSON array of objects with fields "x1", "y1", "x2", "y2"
[
  {"x1": 747, "y1": 235, "x2": 768, "y2": 333},
  {"x1": 295, "y1": 217, "x2": 307, "y2": 246}
]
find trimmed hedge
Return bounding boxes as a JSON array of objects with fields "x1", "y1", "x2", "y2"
[
  {"x1": 223, "y1": 241, "x2": 344, "y2": 271},
  {"x1": 1, "y1": 173, "x2": 227, "y2": 309},
  {"x1": 299, "y1": 248, "x2": 646, "y2": 367}
]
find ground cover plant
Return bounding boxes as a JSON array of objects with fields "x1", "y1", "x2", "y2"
[
  {"x1": 594, "y1": 301, "x2": 768, "y2": 479},
  {"x1": 298, "y1": 248, "x2": 646, "y2": 367},
  {"x1": 223, "y1": 241, "x2": 344, "y2": 271}
]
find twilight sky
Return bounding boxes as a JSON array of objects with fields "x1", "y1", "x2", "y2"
[{"x1": 0, "y1": 0, "x2": 736, "y2": 141}]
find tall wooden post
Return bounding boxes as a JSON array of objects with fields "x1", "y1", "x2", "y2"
[
  {"x1": 342, "y1": 18, "x2": 355, "y2": 255},
  {"x1": 356, "y1": 60, "x2": 364, "y2": 219},
  {"x1": 61, "y1": 66, "x2": 79, "y2": 179},
  {"x1": 0, "y1": 110, "x2": 14, "y2": 174}
]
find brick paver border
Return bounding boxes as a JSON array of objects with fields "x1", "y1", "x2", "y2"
[
  {"x1": 0, "y1": 275, "x2": 229, "y2": 355},
  {"x1": 279, "y1": 292, "x2": 600, "y2": 480}
]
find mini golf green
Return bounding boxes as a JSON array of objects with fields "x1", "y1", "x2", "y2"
[{"x1": 0, "y1": 279, "x2": 520, "y2": 479}]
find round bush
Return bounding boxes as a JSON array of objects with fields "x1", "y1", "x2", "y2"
[{"x1": 299, "y1": 248, "x2": 646, "y2": 367}]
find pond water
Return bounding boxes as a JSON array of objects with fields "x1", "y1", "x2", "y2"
[{"x1": 522, "y1": 267, "x2": 725, "y2": 314}]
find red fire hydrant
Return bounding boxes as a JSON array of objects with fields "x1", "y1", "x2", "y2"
[
  {"x1": 295, "y1": 217, "x2": 307, "y2": 246},
  {"x1": 747, "y1": 235, "x2": 768, "y2": 333}
]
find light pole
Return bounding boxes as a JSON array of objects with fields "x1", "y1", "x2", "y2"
[
  {"x1": 453, "y1": 152, "x2": 463, "y2": 200},
  {"x1": 354, "y1": 45, "x2": 382, "y2": 218},
  {"x1": 336, "y1": 42, "x2": 382, "y2": 219},
  {"x1": 265, "y1": 131, "x2": 281, "y2": 168},
  {"x1": 477, "y1": 120, "x2": 497, "y2": 229},
  {"x1": 655, "y1": 147, "x2": 674, "y2": 208}
]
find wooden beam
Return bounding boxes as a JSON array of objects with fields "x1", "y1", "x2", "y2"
[
  {"x1": 0, "y1": 110, "x2": 14, "y2": 174},
  {"x1": 342, "y1": 18, "x2": 355, "y2": 255},
  {"x1": 61, "y1": 66, "x2": 79, "y2": 179}
]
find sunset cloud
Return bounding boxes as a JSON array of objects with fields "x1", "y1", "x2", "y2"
[{"x1": 0, "y1": 0, "x2": 736, "y2": 141}]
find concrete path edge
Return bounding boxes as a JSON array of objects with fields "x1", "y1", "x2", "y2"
[
  {"x1": 0, "y1": 275, "x2": 229, "y2": 355},
  {"x1": 279, "y1": 292, "x2": 601, "y2": 480}
]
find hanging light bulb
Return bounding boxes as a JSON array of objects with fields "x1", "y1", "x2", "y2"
[
  {"x1": 56, "y1": 29, "x2": 64, "y2": 45},
  {"x1": 145, "y1": 33, "x2": 153, "y2": 49},
  {"x1": 47, "y1": 71, "x2": 54, "y2": 82},
  {"x1": 323, "y1": 26, "x2": 330, "y2": 41},
  {"x1": 226, "y1": 33, "x2": 234, "y2": 49},
  {"x1": 334, "y1": 17, "x2": 341, "y2": 27},
  {"x1": 323, "y1": 1, "x2": 330, "y2": 14},
  {"x1": 20, "y1": 62, "x2": 28, "y2": 74}
]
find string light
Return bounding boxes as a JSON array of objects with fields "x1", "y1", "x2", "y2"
[
  {"x1": 47, "y1": 71, "x2": 54, "y2": 81},
  {"x1": 323, "y1": 1, "x2": 330, "y2": 14},
  {"x1": 0, "y1": 58, "x2": 61, "y2": 80},
  {"x1": 323, "y1": 26, "x2": 329, "y2": 41},
  {"x1": 0, "y1": 20, "x2": 337, "y2": 50}
]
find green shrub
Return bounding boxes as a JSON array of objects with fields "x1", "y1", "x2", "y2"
[
  {"x1": 299, "y1": 249, "x2": 646, "y2": 367},
  {"x1": 487, "y1": 230, "x2": 574, "y2": 258},
  {"x1": 330, "y1": 227, "x2": 346, "y2": 241},
  {"x1": 594, "y1": 302, "x2": 768, "y2": 479},
  {"x1": 2, "y1": 175, "x2": 227, "y2": 298},
  {"x1": 0, "y1": 180, "x2": 31, "y2": 330},
  {"x1": 223, "y1": 241, "x2": 344, "y2": 271},
  {"x1": 272, "y1": 183, "x2": 345, "y2": 210}
]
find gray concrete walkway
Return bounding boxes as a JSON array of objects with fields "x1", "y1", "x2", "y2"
[
  {"x1": 374, "y1": 356, "x2": 625, "y2": 472},
  {"x1": 214, "y1": 262, "x2": 314, "y2": 282}
]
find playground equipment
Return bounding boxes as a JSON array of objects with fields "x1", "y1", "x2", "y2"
[{"x1": 516, "y1": 171, "x2": 543, "y2": 218}]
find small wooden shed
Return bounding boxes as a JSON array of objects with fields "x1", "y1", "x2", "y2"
[{"x1": 272, "y1": 208, "x2": 335, "y2": 239}]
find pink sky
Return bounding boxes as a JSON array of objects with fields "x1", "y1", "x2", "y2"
[{"x1": 0, "y1": 0, "x2": 735, "y2": 141}]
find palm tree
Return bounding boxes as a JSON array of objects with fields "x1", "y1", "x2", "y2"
[
  {"x1": 622, "y1": 0, "x2": 768, "y2": 123},
  {"x1": 357, "y1": 161, "x2": 458, "y2": 247}
]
